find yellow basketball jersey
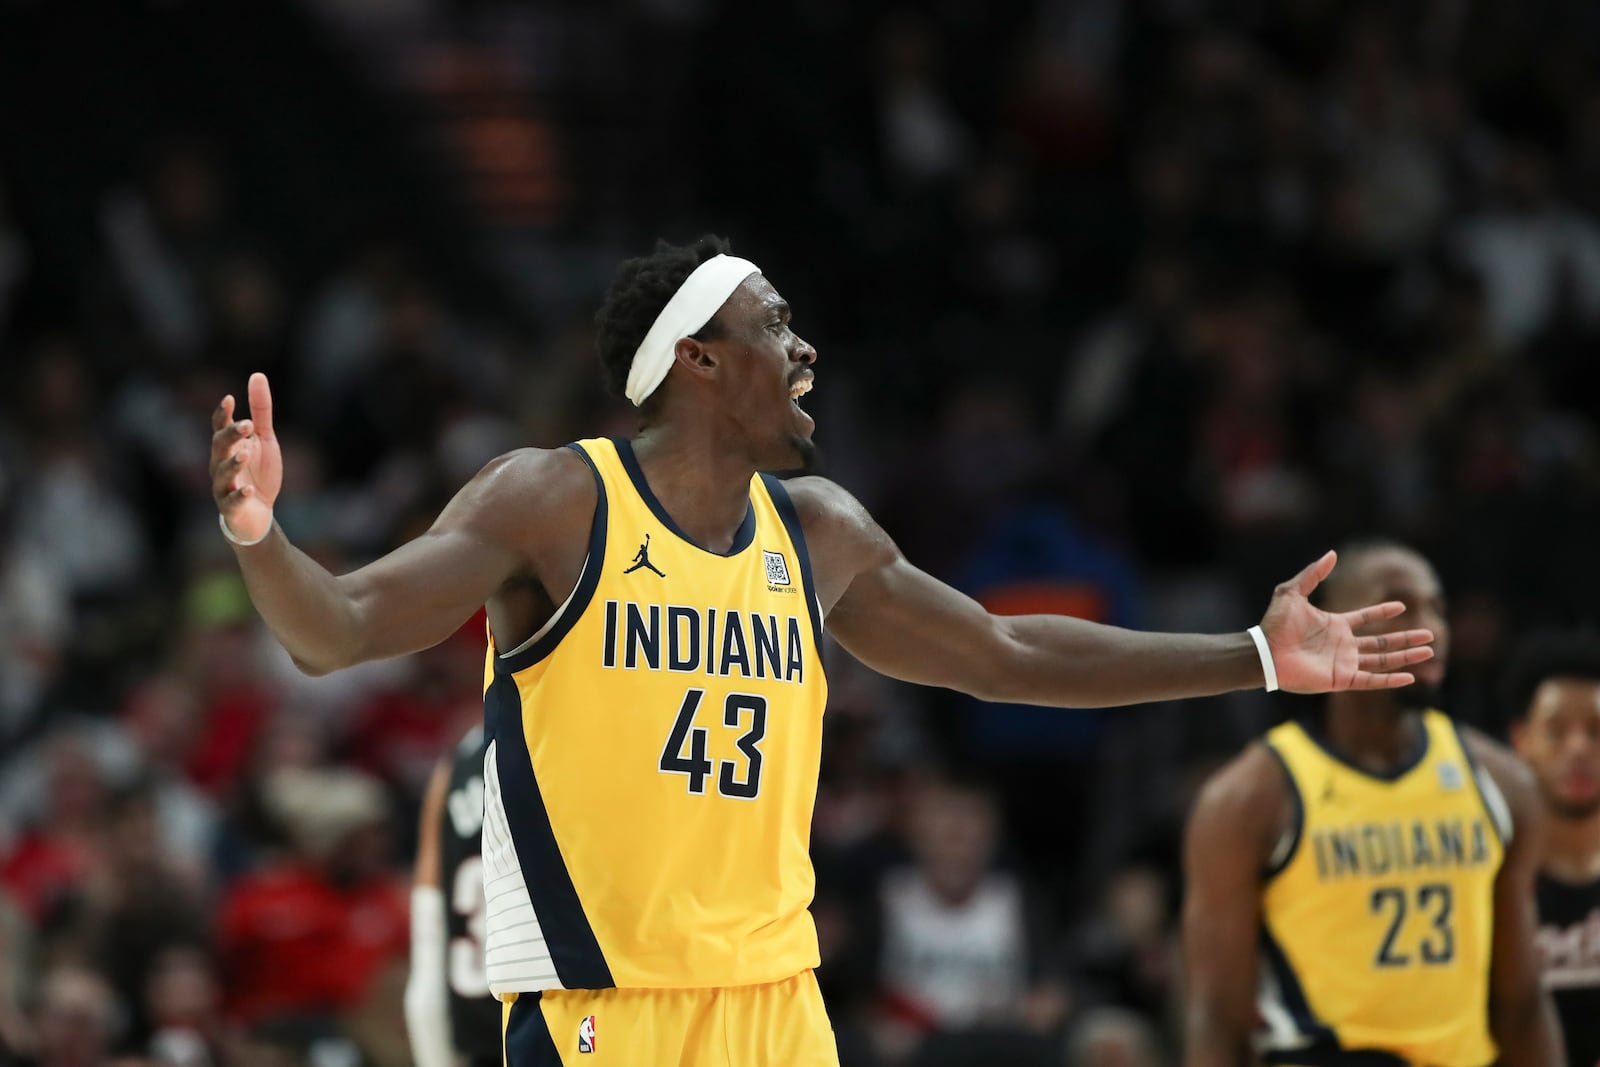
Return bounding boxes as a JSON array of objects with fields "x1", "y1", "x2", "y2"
[
  {"x1": 1257, "y1": 711, "x2": 1509, "y2": 1067},
  {"x1": 478, "y1": 437, "x2": 829, "y2": 995}
]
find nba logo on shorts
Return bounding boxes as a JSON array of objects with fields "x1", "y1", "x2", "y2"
[
  {"x1": 577, "y1": 1015, "x2": 597, "y2": 1054},
  {"x1": 1438, "y1": 762, "x2": 1463, "y2": 791}
]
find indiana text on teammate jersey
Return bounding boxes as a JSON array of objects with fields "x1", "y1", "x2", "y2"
[
  {"x1": 1507, "y1": 631, "x2": 1600, "y2": 1067},
  {"x1": 210, "y1": 236, "x2": 1433, "y2": 1066},
  {"x1": 1182, "y1": 542, "x2": 1563, "y2": 1067}
]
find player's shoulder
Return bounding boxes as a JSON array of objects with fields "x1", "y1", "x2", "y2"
[
  {"x1": 1457, "y1": 723, "x2": 1539, "y2": 810},
  {"x1": 459, "y1": 446, "x2": 597, "y2": 518},
  {"x1": 772, "y1": 476, "x2": 889, "y2": 546},
  {"x1": 773, "y1": 475, "x2": 865, "y2": 522},
  {"x1": 1191, "y1": 741, "x2": 1293, "y2": 825},
  {"x1": 1185, "y1": 742, "x2": 1297, "y2": 871},
  {"x1": 773, "y1": 475, "x2": 897, "y2": 574},
  {"x1": 478, "y1": 445, "x2": 594, "y2": 494}
]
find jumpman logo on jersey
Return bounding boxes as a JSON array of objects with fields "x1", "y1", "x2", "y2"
[{"x1": 623, "y1": 533, "x2": 666, "y2": 578}]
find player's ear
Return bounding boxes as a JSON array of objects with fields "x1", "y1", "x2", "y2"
[
  {"x1": 1507, "y1": 718, "x2": 1530, "y2": 755},
  {"x1": 672, "y1": 336, "x2": 719, "y2": 383}
]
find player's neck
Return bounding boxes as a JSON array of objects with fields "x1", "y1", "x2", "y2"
[
  {"x1": 1322, "y1": 695, "x2": 1425, "y2": 775},
  {"x1": 630, "y1": 422, "x2": 758, "y2": 553},
  {"x1": 1543, "y1": 810, "x2": 1600, "y2": 884}
]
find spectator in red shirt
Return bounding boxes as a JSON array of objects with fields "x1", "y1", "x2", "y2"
[
  {"x1": 217, "y1": 767, "x2": 407, "y2": 1025},
  {"x1": 0, "y1": 735, "x2": 110, "y2": 926}
]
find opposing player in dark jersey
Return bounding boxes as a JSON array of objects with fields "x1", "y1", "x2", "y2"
[
  {"x1": 1509, "y1": 633, "x2": 1600, "y2": 1067},
  {"x1": 406, "y1": 726, "x2": 500, "y2": 1067}
]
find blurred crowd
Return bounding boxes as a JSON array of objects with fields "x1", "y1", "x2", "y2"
[{"x1": 3, "y1": 0, "x2": 1600, "y2": 1066}]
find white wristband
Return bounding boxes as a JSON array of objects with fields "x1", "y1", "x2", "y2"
[
  {"x1": 1248, "y1": 625, "x2": 1279, "y2": 693},
  {"x1": 219, "y1": 511, "x2": 272, "y2": 547}
]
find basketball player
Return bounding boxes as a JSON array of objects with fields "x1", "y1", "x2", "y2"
[
  {"x1": 1183, "y1": 542, "x2": 1560, "y2": 1067},
  {"x1": 406, "y1": 724, "x2": 499, "y2": 1067},
  {"x1": 210, "y1": 236, "x2": 1432, "y2": 1066},
  {"x1": 1507, "y1": 632, "x2": 1600, "y2": 1067}
]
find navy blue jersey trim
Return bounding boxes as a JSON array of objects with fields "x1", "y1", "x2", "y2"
[
  {"x1": 487, "y1": 676, "x2": 614, "y2": 989},
  {"x1": 495, "y1": 443, "x2": 608, "y2": 675},
  {"x1": 1259, "y1": 922, "x2": 1337, "y2": 1046},
  {"x1": 612, "y1": 436, "x2": 756, "y2": 557},
  {"x1": 761, "y1": 474, "x2": 825, "y2": 658},
  {"x1": 1451, "y1": 718, "x2": 1508, "y2": 847},
  {"x1": 1260, "y1": 742, "x2": 1305, "y2": 882},
  {"x1": 1296, "y1": 717, "x2": 1431, "y2": 783},
  {"x1": 504, "y1": 993, "x2": 564, "y2": 1066}
]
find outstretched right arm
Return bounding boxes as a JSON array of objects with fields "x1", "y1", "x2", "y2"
[
  {"x1": 210, "y1": 373, "x2": 577, "y2": 674},
  {"x1": 1183, "y1": 745, "x2": 1291, "y2": 1067}
]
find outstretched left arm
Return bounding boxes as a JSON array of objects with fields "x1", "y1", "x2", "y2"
[{"x1": 793, "y1": 478, "x2": 1432, "y2": 707}]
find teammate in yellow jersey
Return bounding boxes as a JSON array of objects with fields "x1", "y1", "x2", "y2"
[
  {"x1": 209, "y1": 235, "x2": 1433, "y2": 1067},
  {"x1": 1182, "y1": 542, "x2": 1561, "y2": 1067}
]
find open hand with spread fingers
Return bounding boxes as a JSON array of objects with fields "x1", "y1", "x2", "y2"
[
  {"x1": 210, "y1": 372, "x2": 282, "y2": 546},
  {"x1": 1258, "y1": 550, "x2": 1435, "y2": 693}
]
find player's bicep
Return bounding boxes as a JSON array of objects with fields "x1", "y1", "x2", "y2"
[
  {"x1": 336, "y1": 450, "x2": 578, "y2": 662},
  {"x1": 828, "y1": 553, "x2": 1012, "y2": 694},
  {"x1": 338, "y1": 520, "x2": 521, "y2": 659},
  {"x1": 787, "y1": 476, "x2": 1012, "y2": 693}
]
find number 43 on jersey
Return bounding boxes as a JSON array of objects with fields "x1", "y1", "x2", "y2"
[{"x1": 659, "y1": 688, "x2": 767, "y2": 800}]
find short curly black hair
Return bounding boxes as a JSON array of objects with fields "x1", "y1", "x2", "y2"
[
  {"x1": 594, "y1": 234, "x2": 733, "y2": 411},
  {"x1": 1503, "y1": 630, "x2": 1600, "y2": 721}
]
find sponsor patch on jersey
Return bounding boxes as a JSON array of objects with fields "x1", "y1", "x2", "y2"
[
  {"x1": 578, "y1": 1015, "x2": 596, "y2": 1054},
  {"x1": 763, "y1": 550, "x2": 792, "y2": 587},
  {"x1": 1438, "y1": 761, "x2": 1463, "y2": 791}
]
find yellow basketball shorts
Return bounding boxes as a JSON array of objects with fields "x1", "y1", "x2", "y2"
[{"x1": 500, "y1": 970, "x2": 839, "y2": 1067}]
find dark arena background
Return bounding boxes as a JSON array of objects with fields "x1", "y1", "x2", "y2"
[{"x1": 1, "y1": 1, "x2": 1598, "y2": 1065}]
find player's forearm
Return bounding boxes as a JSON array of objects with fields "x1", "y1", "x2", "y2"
[
  {"x1": 1492, "y1": 989, "x2": 1564, "y2": 1067},
  {"x1": 230, "y1": 524, "x2": 368, "y2": 674},
  {"x1": 989, "y1": 617, "x2": 1263, "y2": 707}
]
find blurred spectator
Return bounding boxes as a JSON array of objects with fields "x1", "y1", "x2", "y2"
[
  {"x1": 70, "y1": 782, "x2": 210, "y2": 1036},
  {"x1": 0, "y1": 492, "x2": 68, "y2": 743},
  {"x1": 10, "y1": 339, "x2": 150, "y2": 602},
  {"x1": 0, "y1": 897, "x2": 34, "y2": 1061},
  {"x1": 99, "y1": 140, "x2": 252, "y2": 364},
  {"x1": 0, "y1": 734, "x2": 113, "y2": 928},
  {"x1": 1455, "y1": 144, "x2": 1600, "y2": 344},
  {"x1": 23, "y1": 965, "x2": 123, "y2": 1067},
  {"x1": 868, "y1": 779, "x2": 1070, "y2": 1065},
  {"x1": 1068, "y1": 866, "x2": 1177, "y2": 1022},
  {"x1": 217, "y1": 767, "x2": 406, "y2": 1025},
  {"x1": 142, "y1": 945, "x2": 227, "y2": 1067},
  {"x1": 1065, "y1": 1006, "x2": 1166, "y2": 1067}
]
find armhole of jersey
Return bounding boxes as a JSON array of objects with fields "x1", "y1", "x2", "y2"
[
  {"x1": 1452, "y1": 721, "x2": 1514, "y2": 845},
  {"x1": 1261, "y1": 740, "x2": 1304, "y2": 882},
  {"x1": 494, "y1": 444, "x2": 608, "y2": 675},
  {"x1": 760, "y1": 474, "x2": 825, "y2": 656},
  {"x1": 498, "y1": 552, "x2": 589, "y2": 659}
]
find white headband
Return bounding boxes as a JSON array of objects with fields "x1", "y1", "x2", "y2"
[{"x1": 625, "y1": 254, "x2": 760, "y2": 406}]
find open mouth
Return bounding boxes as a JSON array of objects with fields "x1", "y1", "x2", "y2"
[{"x1": 789, "y1": 375, "x2": 813, "y2": 404}]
